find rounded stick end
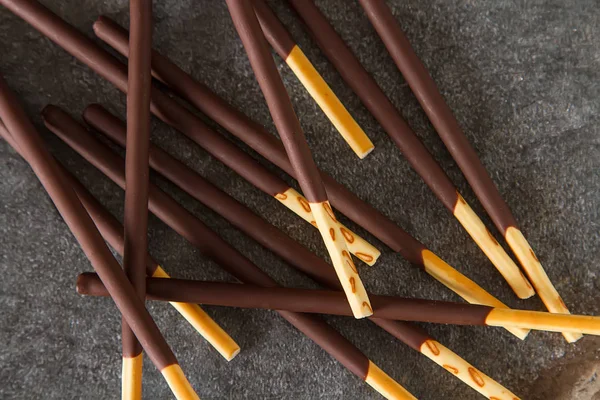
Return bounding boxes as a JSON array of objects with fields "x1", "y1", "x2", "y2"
[
  {"x1": 161, "y1": 364, "x2": 200, "y2": 400},
  {"x1": 122, "y1": 354, "x2": 143, "y2": 400},
  {"x1": 365, "y1": 361, "x2": 417, "y2": 400},
  {"x1": 453, "y1": 195, "x2": 535, "y2": 299}
]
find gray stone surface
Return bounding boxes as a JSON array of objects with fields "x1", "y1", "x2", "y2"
[{"x1": 0, "y1": 0, "x2": 599, "y2": 398}]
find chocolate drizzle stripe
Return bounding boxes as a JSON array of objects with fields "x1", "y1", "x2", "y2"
[
  {"x1": 357, "y1": 0, "x2": 519, "y2": 233},
  {"x1": 78, "y1": 274, "x2": 495, "y2": 326},
  {"x1": 226, "y1": 0, "x2": 328, "y2": 203},
  {"x1": 122, "y1": 0, "x2": 152, "y2": 360},
  {"x1": 43, "y1": 105, "x2": 371, "y2": 380},
  {"x1": 0, "y1": 74, "x2": 177, "y2": 370}
]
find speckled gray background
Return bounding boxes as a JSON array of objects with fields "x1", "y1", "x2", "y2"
[{"x1": 1, "y1": 1, "x2": 599, "y2": 399}]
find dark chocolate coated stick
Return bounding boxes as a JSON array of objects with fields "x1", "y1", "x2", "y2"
[
  {"x1": 0, "y1": 76, "x2": 198, "y2": 399},
  {"x1": 0, "y1": 120, "x2": 240, "y2": 362},
  {"x1": 252, "y1": 0, "x2": 373, "y2": 158},
  {"x1": 90, "y1": 17, "x2": 530, "y2": 339},
  {"x1": 225, "y1": 0, "x2": 372, "y2": 319},
  {"x1": 287, "y1": 0, "x2": 534, "y2": 300},
  {"x1": 78, "y1": 274, "x2": 600, "y2": 336},
  {"x1": 42, "y1": 106, "x2": 421, "y2": 399},
  {"x1": 121, "y1": 1, "x2": 152, "y2": 391},
  {"x1": 356, "y1": 0, "x2": 577, "y2": 343},
  {"x1": 48, "y1": 105, "x2": 518, "y2": 399}
]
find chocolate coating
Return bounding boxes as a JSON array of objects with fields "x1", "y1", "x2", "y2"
[
  {"x1": 0, "y1": 75, "x2": 176, "y2": 370},
  {"x1": 289, "y1": 0, "x2": 459, "y2": 212},
  {"x1": 43, "y1": 105, "x2": 372, "y2": 380},
  {"x1": 6, "y1": 0, "x2": 433, "y2": 356},
  {"x1": 226, "y1": 0, "x2": 328, "y2": 203},
  {"x1": 88, "y1": 16, "x2": 436, "y2": 350},
  {"x1": 253, "y1": 0, "x2": 296, "y2": 59},
  {"x1": 78, "y1": 274, "x2": 494, "y2": 326},
  {"x1": 94, "y1": 17, "x2": 425, "y2": 265},
  {"x1": 0, "y1": 1, "x2": 288, "y2": 199},
  {"x1": 91, "y1": 15, "x2": 427, "y2": 264},
  {"x1": 122, "y1": 0, "x2": 153, "y2": 359},
  {"x1": 0, "y1": 120, "x2": 158, "y2": 277},
  {"x1": 80, "y1": 105, "x2": 436, "y2": 352},
  {"x1": 368, "y1": 318, "x2": 431, "y2": 352},
  {"x1": 83, "y1": 104, "x2": 337, "y2": 287},
  {"x1": 358, "y1": 0, "x2": 519, "y2": 233},
  {"x1": 66, "y1": 170, "x2": 159, "y2": 278}
]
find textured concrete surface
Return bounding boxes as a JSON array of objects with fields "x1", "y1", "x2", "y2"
[{"x1": 1, "y1": 0, "x2": 599, "y2": 399}]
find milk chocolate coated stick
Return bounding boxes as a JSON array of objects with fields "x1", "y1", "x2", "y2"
[
  {"x1": 0, "y1": 120, "x2": 240, "y2": 362},
  {"x1": 226, "y1": 0, "x2": 372, "y2": 319},
  {"x1": 0, "y1": 75, "x2": 198, "y2": 399},
  {"x1": 78, "y1": 275, "x2": 600, "y2": 336},
  {"x1": 0, "y1": 0, "x2": 376, "y2": 266},
  {"x1": 357, "y1": 0, "x2": 578, "y2": 343},
  {"x1": 1, "y1": 4, "x2": 520, "y2": 396},
  {"x1": 43, "y1": 106, "x2": 417, "y2": 400},
  {"x1": 90, "y1": 16, "x2": 530, "y2": 340},
  {"x1": 252, "y1": 0, "x2": 373, "y2": 158},
  {"x1": 287, "y1": 0, "x2": 535, "y2": 300},
  {"x1": 70, "y1": 106, "x2": 519, "y2": 400},
  {"x1": 84, "y1": 104, "x2": 531, "y2": 340},
  {"x1": 121, "y1": 1, "x2": 153, "y2": 395},
  {"x1": 91, "y1": 19, "x2": 378, "y2": 267}
]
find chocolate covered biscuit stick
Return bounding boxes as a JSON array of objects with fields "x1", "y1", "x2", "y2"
[
  {"x1": 0, "y1": 120, "x2": 240, "y2": 362},
  {"x1": 90, "y1": 16, "x2": 529, "y2": 339},
  {"x1": 357, "y1": 0, "x2": 578, "y2": 342},
  {"x1": 79, "y1": 275, "x2": 600, "y2": 336},
  {"x1": 44, "y1": 105, "x2": 416, "y2": 400},
  {"x1": 64, "y1": 104, "x2": 518, "y2": 399},
  {"x1": 0, "y1": 74, "x2": 198, "y2": 400},
  {"x1": 0, "y1": 4, "x2": 521, "y2": 395},
  {"x1": 2, "y1": 0, "x2": 377, "y2": 265},
  {"x1": 288, "y1": 0, "x2": 535, "y2": 300},
  {"x1": 226, "y1": 0, "x2": 373, "y2": 318},
  {"x1": 92, "y1": 21, "x2": 377, "y2": 267},
  {"x1": 252, "y1": 0, "x2": 373, "y2": 158},
  {"x1": 121, "y1": 1, "x2": 153, "y2": 395},
  {"x1": 84, "y1": 103, "x2": 532, "y2": 341}
]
